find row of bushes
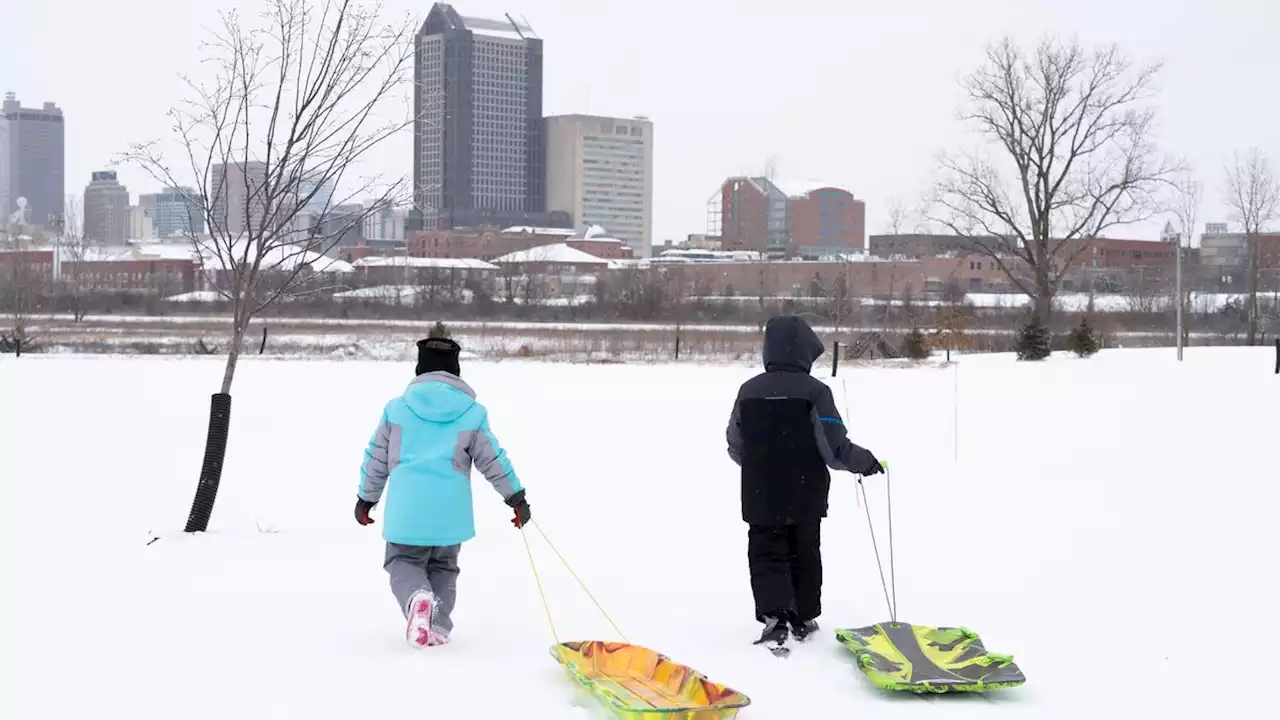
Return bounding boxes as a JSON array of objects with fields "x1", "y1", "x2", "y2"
[{"x1": 897, "y1": 316, "x2": 1102, "y2": 361}]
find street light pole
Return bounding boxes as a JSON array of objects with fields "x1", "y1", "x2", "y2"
[{"x1": 1175, "y1": 232, "x2": 1184, "y2": 361}]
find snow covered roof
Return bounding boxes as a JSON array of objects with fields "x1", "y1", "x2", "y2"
[
  {"x1": 51, "y1": 242, "x2": 197, "y2": 263},
  {"x1": 192, "y1": 234, "x2": 353, "y2": 274},
  {"x1": 162, "y1": 290, "x2": 226, "y2": 303},
  {"x1": 569, "y1": 224, "x2": 624, "y2": 243},
  {"x1": 353, "y1": 256, "x2": 497, "y2": 270},
  {"x1": 490, "y1": 243, "x2": 609, "y2": 265},
  {"x1": 502, "y1": 224, "x2": 625, "y2": 243},
  {"x1": 501, "y1": 226, "x2": 575, "y2": 237},
  {"x1": 654, "y1": 248, "x2": 763, "y2": 263}
]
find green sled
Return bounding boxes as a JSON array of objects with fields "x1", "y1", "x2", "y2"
[{"x1": 835, "y1": 622, "x2": 1026, "y2": 693}]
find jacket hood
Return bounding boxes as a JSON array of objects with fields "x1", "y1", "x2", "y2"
[
  {"x1": 762, "y1": 315, "x2": 825, "y2": 372},
  {"x1": 401, "y1": 372, "x2": 477, "y2": 423}
]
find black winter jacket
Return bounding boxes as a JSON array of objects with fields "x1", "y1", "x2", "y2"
[{"x1": 726, "y1": 316, "x2": 877, "y2": 525}]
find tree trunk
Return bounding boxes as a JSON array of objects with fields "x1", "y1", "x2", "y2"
[
  {"x1": 184, "y1": 316, "x2": 247, "y2": 532},
  {"x1": 183, "y1": 392, "x2": 233, "y2": 533},
  {"x1": 220, "y1": 318, "x2": 248, "y2": 394},
  {"x1": 1033, "y1": 285, "x2": 1054, "y2": 323}
]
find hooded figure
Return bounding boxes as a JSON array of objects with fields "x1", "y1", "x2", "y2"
[
  {"x1": 726, "y1": 315, "x2": 881, "y2": 650},
  {"x1": 354, "y1": 336, "x2": 531, "y2": 650}
]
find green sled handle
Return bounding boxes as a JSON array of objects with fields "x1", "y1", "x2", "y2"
[{"x1": 983, "y1": 653, "x2": 1015, "y2": 668}]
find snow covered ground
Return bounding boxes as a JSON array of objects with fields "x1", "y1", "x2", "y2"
[{"x1": 3, "y1": 348, "x2": 1278, "y2": 719}]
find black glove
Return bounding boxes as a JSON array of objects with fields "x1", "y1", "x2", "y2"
[
  {"x1": 856, "y1": 453, "x2": 884, "y2": 477},
  {"x1": 506, "y1": 490, "x2": 532, "y2": 529},
  {"x1": 354, "y1": 497, "x2": 376, "y2": 526}
]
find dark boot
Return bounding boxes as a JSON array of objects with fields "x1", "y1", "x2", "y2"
[
  {"x1": 791, "y1": 619, "x2": 819, "y2": 642},
  {"x1": 754, "y1": 615, "x2": 790, "y2": 645}
]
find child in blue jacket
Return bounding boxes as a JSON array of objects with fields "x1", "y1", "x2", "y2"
[{"x1": 355, "y1": 336, "x2": 531, "y2": 648}]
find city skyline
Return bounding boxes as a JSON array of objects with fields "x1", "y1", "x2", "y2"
[{"x1": 3, "y1": 0, "x2": 1279, "y2": 246}]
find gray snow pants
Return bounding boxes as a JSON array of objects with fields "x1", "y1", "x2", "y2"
[{"x1": 384, "y1": 542, "x2": 461, "y2": 632}]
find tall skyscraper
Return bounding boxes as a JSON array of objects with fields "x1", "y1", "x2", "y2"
[
  {"x1": 545, "y1": 114, "x2": 653, "y2": 257},
  {"x1": 83, "y1": 171, "x2": 131, "y2": 245},
  {"x1": 413, "y1": 4, "x2": 566, "y2": 231},
  {"x1": 2, "y1": 92, "x2": 66, "y2": 230}
]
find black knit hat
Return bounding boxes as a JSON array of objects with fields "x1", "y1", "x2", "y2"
[{"x1": 415, "y1": 337, "x2": 461, "y2": 377}]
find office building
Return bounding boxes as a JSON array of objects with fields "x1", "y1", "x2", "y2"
[
  {"x1": 413, "y1": 3, "x2": 566, "y2": 231},
  {"x1": 2, "y1": 92, "x2": 65, "y2": 230},
  {"x1": 138, "y1": 186, "x2": 205, "y2": 239},
  {"x1": 210, "y1": 161, "x2": 268, "y2": 235},
  {"x1": 545, "y1": 114, "x2": 653, "y2": 257},
  {"x1": 83, "y1": 171, "x2": 131, "y2": 245},
  {"x1": 787, "y1": 185, "x2": 865, "y2": 257},
  {"x1": 712, "y1": 176, "x2": 790, "y2": 253}
]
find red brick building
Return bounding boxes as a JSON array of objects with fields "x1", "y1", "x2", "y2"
[
  {"x1": 0, "y1": 248, "x2": 197, "y2": 293},
  {"x1": 351, "y1": 256, "x2": 498, "y2": 287},
  {"x1": 787, "y1": 187, "x2": 866, "y2": 257},
  {"x1": 1074, "y1": 238, "x2": 1176, "y2": 272},
  {"x1": 715, "y1": 178, "x2": 864, "y2": 256},
  {"x1": 408, "y1": 226, "x2": 633, "y2": 262},
  {"x1": 1254, "y1": 234, "x2": 1280, "y2": 271},
  {"x1": 869, "y1": 234, "x2": 975, "y2": 258},
  {"x1": 642, "y1": 255, "x2": 1010, "y2": 299},
  {"x1": 717, "y1": 177, "x2": 789, "y2": 253},
  {"x1": 868, "y1": 234, "x2": 1186, "y2": 292}
]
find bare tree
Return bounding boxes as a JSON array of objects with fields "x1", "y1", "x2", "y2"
[
  {"x1": 123, "y1": 0, "x2": 415, "y2": 393},
  {"x1": 59, "y1": 194, "x2": 92, "y2": 322},
  {"x1": 1171, "y1": 172, "x2": 1201, "y2": 354},
  {"x1": 0, "y1": 228, "x2": 45, "y2": 356},
  {"x1": 887, "y1": 197, "x2": 908, "y2": 234},
  {"x1": 1223, "y1": 147, "x2": 1279, "y2": 345},
  {"x1": 120, "y1": 0, "x2": 417, "y2": 532},
  {"x1": 930, "y1": 37, "x2": 1178, "y2": 321}
]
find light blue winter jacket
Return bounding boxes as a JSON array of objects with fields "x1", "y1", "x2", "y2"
[{"x1": 357, "y1": 372, "x2": 523, "y2": 547}]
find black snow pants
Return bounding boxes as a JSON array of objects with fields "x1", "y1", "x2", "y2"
[{"x1": 747, "y1": 521, "x2": 822, "y2": 624}]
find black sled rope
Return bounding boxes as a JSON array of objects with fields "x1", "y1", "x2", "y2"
[
  {"x1": 857, "y1": 469, "x2": 898, "y2": 623},
  {"x1": 842, "y1": 376, "x2": 898, "y2": 622}
]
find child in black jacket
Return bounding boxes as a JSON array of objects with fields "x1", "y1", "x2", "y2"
[{"x1": 726, "y1": 315, "x2": 883, "y2": 650}]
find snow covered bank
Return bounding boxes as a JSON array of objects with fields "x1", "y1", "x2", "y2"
[{"x1": 3, "y1": 349, "x2": 1277, "y2": 718}]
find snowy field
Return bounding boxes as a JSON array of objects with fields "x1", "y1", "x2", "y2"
[{"x1": 3, "y1": 348, "x2": 1278, "y2": 719}]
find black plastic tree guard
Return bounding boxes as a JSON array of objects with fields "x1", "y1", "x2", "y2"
[
  {"x1": 184, "y1": 393, "x2": 233, "y2": 532},
  {"x1": 832, "y1": 342, "x2": 840, "y2": 377},
  {"x1": 1275, "y1": 339, "x2": 1279, "y2": 374}
]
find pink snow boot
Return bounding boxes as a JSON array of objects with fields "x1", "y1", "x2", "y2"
[{"x1": 405, "y1": 589, "x2": 448, "y2": 649}]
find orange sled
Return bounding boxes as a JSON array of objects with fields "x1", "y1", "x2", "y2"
[{"x1": 551, "y1": 641, "x2": 751, "y2": 719}]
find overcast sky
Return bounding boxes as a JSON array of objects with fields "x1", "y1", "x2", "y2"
[{"x1": 3, "y1": 0, "x2": 1278, "y2": 246}]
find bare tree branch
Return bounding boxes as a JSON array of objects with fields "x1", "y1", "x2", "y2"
[
  {"x1": 1223, "y1": 147, "x2": 1280, "y2": 345},
  {"x1": 929, "y1": 37, "x2": 1179, "y2": 320},
  {"x1": 887, "y1": 197, "x2": 908, "y2": 234},
  {"x1": 120, "y1": 0, "x2": 418, "y2": 393}
]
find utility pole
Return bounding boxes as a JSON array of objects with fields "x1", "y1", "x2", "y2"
[
  {"x1": 1163, "y1": 221, "x2": 1184, "y2": 361},
  {"x1": 1176, "y1": 232, "x2": 1184, "y2": 361}
]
